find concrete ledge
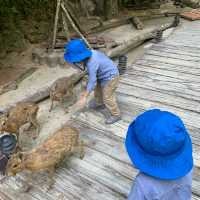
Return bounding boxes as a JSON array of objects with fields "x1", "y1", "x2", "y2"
[{"x1": 0, "y1": 66, "x2": 78, "y2": 112}]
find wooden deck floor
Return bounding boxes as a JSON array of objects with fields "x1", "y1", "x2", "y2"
[{"x1": 0, "y1": 19, "x2": 200, "y2": 199}]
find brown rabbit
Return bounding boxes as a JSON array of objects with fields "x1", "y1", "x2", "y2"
[
  {"x1": 6, "y1": 125, "x2": 84, "y2": 190},
  {"x1": 0, "y1": 102, "x2": 40, "y2": 139}
]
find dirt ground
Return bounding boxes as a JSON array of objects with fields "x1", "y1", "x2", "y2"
[{"x1": 0, "y1": 44, "x2": 45, "y2": 86}]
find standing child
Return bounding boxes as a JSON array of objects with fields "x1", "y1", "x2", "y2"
[
  {"x1": 125, "y1": 109, "x2": 193, "y2": 200},
  {"x1": 64, "y1": 39, "x2": 121, "y2": 124}
]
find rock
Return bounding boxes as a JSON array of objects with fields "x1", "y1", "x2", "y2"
[
  {"x1": 46, "y1": 52, "x2": 59, "y2": 68},
  {"x1": 32, "y1": 48, "x2": 66, "y2": 68},
  {"x1": 32, "y1": 48, "x2": 44, "y2": 64},
  {"x1": 58, "y1": 54, "x2": 66, "y2": 67}
]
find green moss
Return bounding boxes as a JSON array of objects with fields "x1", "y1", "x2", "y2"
[{"x1": 0, "y1": 0, "x2": 55, "y2": 57}]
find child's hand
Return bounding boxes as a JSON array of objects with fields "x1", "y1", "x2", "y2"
[{"x1": 76, "y1": 95, "x2": 87, "y2": 108}]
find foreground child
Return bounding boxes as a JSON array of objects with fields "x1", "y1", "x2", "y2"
[{"x1": 125, "y1": 109, "x2": 193, "y2": 200}]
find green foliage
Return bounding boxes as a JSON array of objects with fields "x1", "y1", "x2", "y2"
[
  {"x1": 0, "y1": 0, "x2": 55, "y2": 55},
  {"x1": 123, "y1": 0, "x2": 130, "y2": 4}
]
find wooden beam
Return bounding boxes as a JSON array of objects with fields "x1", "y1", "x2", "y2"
[
  {"x1": 61, "y1": 12, "x2": 70, "y2": 41},
  {"x1": 106, "y1": 22, "x2": 172, "y2": 58},
  {"x1": 52, "y1": 0, "x2": 62, "y2": 49},
  {"x1": 61, "y1": 3, "x2": 92, "y2": 49}
]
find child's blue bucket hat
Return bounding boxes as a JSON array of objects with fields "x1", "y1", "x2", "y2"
[
  {"x1": 64, "y1": 39, "x2": 92, "y2": 64},
  {"x1": 125, "y1": 109, "x2": 193, "y2": 180}
]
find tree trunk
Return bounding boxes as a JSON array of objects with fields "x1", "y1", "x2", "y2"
[
  {"x1": 80, "y1": 0, "x2": 89, "y2": 17},
  {"x1": 92, "y1": 0, "x2": 104, "y2": 16},
  {"x1": 104, "y1": 0, "x2": 119, "y2": 20},
  {"x1": 118, "y1": 0, "x2": 123, "y2": 8}
]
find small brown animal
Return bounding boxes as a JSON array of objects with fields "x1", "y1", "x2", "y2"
[
  {"x1": 49, "y1": 72, "x2": 85, "y2": 112},
  {"x1": 0, "y1": 102, "x2": 40, "y2": 139},
  {"x1": 6, "y1": 125, "x2": 84, "y2": 190}
]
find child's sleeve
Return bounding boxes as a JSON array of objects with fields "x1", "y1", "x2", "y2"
[
  {"x1": 128, "y1": 179, "x2": 146, "y2": 200},
  {"x1": 86, "y1": 61, "x2": 99, "y2": 92}
]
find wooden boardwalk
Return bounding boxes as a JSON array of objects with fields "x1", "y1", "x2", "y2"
[{"x1": 1, "y1": 19, "x2": 200, "y2": 199}]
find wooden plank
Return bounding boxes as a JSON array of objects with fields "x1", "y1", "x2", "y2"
[
  {"x1": 118, "y1": 83, "x2": 200, "y2": 114},
  {"x1": 120, "y1": 74, "x2": 200, "y2": 101},
  {"x1": 193, "y1": 196, "x2": 200, "y2": 200},
  {"x1": 167, "y1": 37, "x2": 200, "y2": 42},
  {"x1": 153, "y1": 43, "x2": 200, "y2": 54},
  {"x1": 73, "y1": 111, "x2": 127, "y2": 139},
  {"x1": 65, "y1": 153, "x2": 131, "y2": 197},
  {"x1": 126, "y1": 69, "x2": 200, "y2": 94},
  {"x1": 142, "y1": 54, "x2": 200, "y2": 68},
  {"x1": 192, "y1": 167, "x2": 200, "y2": 197},
  {"x1": 146, "y1": 49, "x2": 200, "y2": 62},
  {"x1": 188, "y1": 126, "x2": 200, "y2": 140},
  {"x1": 79, "y1": 147, "x2": 135, "y2": 181},
  {"x1": 117, "y1": 93, "x2": 200, "y2": 129},
  {"x1": 72, "y1": 121, "x2": 131, "y2": 164},
  {"x1": 172, "y1": 33, "x2": 200, "y2": 37},
  {"x1": 55, "y1": 168, "x2": 126, "y2": 200},
  {"x1": 0, "y1": 175, "x2": 57, "y2": 200},
  {"x1": 135, "y1": 59, "x2": 200, "y2": 75},
  {"x1": 163, "y1": 41, "x2": 200, "y2": 49},
  {"x1": 130, "y1": 64, "x2": 200, "y2": 82},
  {"x1": 0, "y1": 183, "x2": 45, "y2": 200},
  {"x1": 151, "y1": 45, "x2": 200, "y2": 57}
]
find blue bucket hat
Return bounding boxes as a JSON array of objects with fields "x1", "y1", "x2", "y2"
[
  {"x1": 64, "y1": 39, "x2": 92, "y2": 64},
  {"x1": 125, "y1": 109, "x2": 193, "y2": 180}
]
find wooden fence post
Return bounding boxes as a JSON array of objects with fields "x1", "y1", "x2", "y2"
[
  {"x1": 61, "y1": 3, "x2": 91, "y2": 49},
  {"x1": 104, "y1": 0, "x2": 119, "y2": 20},
  {"x1": 52, "y1": 0, "x2": 62, "y2": 49}
]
